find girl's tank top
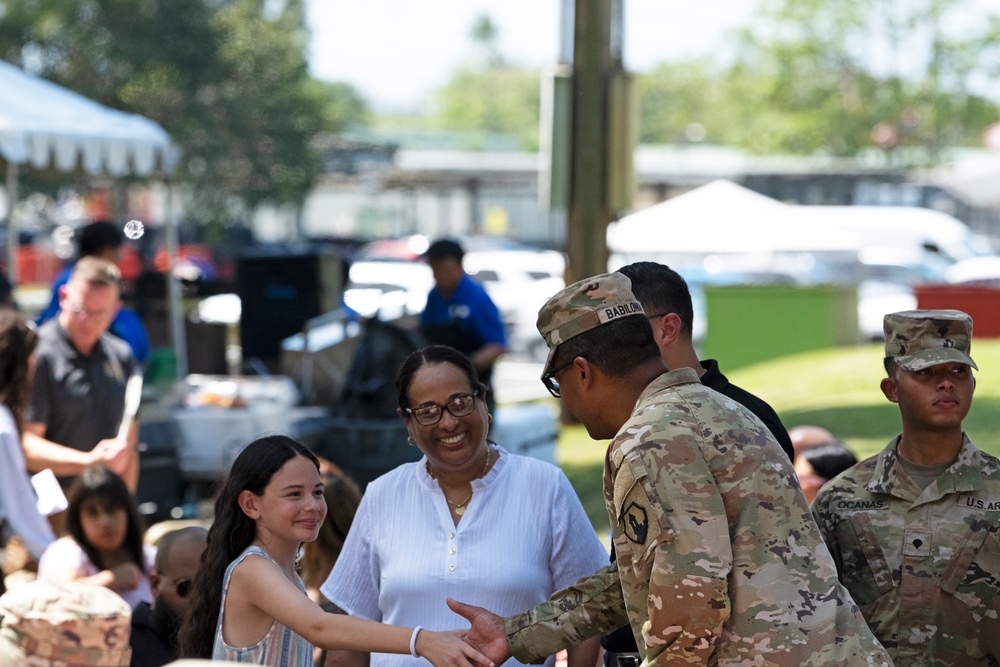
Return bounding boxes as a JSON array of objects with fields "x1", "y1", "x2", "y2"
[{"x1": 211, "y1": 545, "x2": 314, "y2": 666}]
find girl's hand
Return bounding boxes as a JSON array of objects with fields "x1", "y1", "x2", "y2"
[{"x1": 416, "y1": 629, "x2": 495, "y2": 667}]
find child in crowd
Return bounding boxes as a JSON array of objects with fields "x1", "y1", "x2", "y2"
[
  {"x1": 36, "y1": 465, "x2": 154, "y2": 608},
  {"x1": 178, "y1": 434, "x2": 493, "y2": 667}
]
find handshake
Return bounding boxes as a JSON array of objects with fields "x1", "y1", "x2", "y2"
[{"x1": 448, "y1": 599, "x2": 514, "y2": 666}]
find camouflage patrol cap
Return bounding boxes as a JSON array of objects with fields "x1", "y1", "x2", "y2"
[
  {"x1": 536, "y1": 272, "x2": 644, "y2": 376},
  {"x1": 0, "y1": 580, "x2": 132, "y2": 666},
  {"x1": 883, "y1": 309, "x2": 978, "y2": 371}
]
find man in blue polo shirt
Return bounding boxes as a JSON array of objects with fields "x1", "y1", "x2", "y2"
[
  {"x1": 37, "y1": 220, "x2": 150, "y2": 364},
  {"x1": 420, "y1": 239, "x2": 507, "y2": 410}
]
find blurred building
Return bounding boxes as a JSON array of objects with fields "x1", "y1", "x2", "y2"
[{"x1": 253, "y1": 140, "x2": 1000, "y2": 248}]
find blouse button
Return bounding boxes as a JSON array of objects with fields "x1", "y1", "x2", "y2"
[{"x1": 449, "y1": 565, "x2": 456, "y2": 571}]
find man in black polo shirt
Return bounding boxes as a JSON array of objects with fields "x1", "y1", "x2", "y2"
[
  {"x1": 22, "y1": 256, "x2": 137, "y2": 531},
  {"x1": 618, "y1": 262, "x2": 793, "y2": 457},
  {"x1": 600, "y1": 261, "x2": 795, "y2": 667}
]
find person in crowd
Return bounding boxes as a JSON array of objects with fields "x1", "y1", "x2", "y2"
[
  {"x1": 790, "y1": 424, "x2": 838, "y2": 459},
  {"x1": 0, "y1": 309, "x2": 55, "y2": 594},
  {"x1": 300, "y1": 467, "x2": 363, "y2": 608},
  {"x1": 22, "y1": 256, "x2": 139, "y2": 526},
  {"x1": 0, "y1": 274, "x2": 15, "y2": 310},
  {"x1": 130, "y1": 526, "x2": 209, "y2": 667},
  {"x1": 0, "y1": 579, "x2": 133, "y2": 666},
  {"x1": 321, "y1": 345, "x2": 606, "y2": 667},
  {"x1": 36, "y1": 465, "x2": 155, "y2": 609},
  {"x1": 299, "y1": 467, "x2": 364, "y2": 666},
  {"x1": 601, "y1": 261, "x2": 796, "y2": 667},
  {"x1": 812, "y1": 309, "x2": 1000, "y2": 664},
  {"x1": 177, "y1": 434, "x2": 494, "y2": 667},
  {"x1": 618, "y1": 261, "x2": 793, "y2": 459},
  {"x1": 448, "y1": 272, "x2": 890, "y2": 666},
  {"x1": 420, "y1": 239, "x2": 506, "y2": 412},
  {"x1": 788, "y1": 425, "x2": 858, "y2": 505},
  {"x1": 37, "y1": 219, "x2": 150, "y2": 364}
]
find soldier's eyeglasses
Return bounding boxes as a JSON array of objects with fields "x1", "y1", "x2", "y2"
[
  {"x1": 405, "y1": 389, "x2": 480, "y2": 426},
  {"x1": 542, "y1": 353, "x2": 588, "y2": 398}
]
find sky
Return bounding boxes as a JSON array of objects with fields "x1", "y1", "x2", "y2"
[{"x1": 304, "y1": 0, "x2": 756, "y2": 111}]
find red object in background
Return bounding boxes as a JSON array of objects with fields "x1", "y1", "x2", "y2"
[
  {"x1": 914, "y1": 285, "x2": 1000, "y2": 337},
  {"x1": 84, "y1": 190, "x2": 112, "y2": 221},
  {"x1": 8, "y1": 238, "x2": 216, "y2": 286},
  {"x1": 357, "y1": 239, "x2": 422, "y2": 261},
  {"x1": 154, "y1": 243, "x2": 216, "y2": 279},
  {"x1": 118, "y1": 245, "x2": 142, "y2": 281},
  {"x1": 15, "y1": 246, "x2": 62, "y2": 284},
  {"x1": 8, "y1": 243, "x2": 141, "y2": 286}
]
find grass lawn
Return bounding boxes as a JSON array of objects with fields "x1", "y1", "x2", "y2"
[{"x1": 557, "y1": 339, "x2": 1000, "y2": 532}]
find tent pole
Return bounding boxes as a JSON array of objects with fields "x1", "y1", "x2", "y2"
[
  {"x1": 5, "y1": 163, "x2": 18, "y2": 285},
  {"x1": 164, "y1": 178, "x2": 187, "y2": 380}
]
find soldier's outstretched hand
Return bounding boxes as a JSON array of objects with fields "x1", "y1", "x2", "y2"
[{"x1": 447, "y1": 598, "x2": 512, "y2": 667}]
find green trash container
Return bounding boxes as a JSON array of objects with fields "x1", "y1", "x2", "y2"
[{"x1": 703, "y1": 284, "x2": 859, "y2": 370}]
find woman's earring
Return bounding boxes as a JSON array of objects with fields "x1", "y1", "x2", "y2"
[{"x1": 407, "y1": 435, "x2": 416, "y2": 446}]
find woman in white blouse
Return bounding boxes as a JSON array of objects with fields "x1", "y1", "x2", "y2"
[{"x1": 321, "y1": 345, "x2": 608, "y2": 667}]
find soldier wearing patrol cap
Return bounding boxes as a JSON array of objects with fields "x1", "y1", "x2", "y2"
[
  {"x1": 813, "y1": 309, "x2": 1000, "y2": 666},
  {"x1": 449, "y1": 272, "x2": 891, "y2": 667},
  {"x1": 0, "y1": 580, "x2": 132, "y2": 666}
]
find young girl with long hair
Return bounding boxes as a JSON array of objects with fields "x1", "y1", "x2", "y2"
[
  {"x1": 36, "y1": 465, "x2": 153, "y2": 608},
  {"x1": 178, "y1": 435, "x2": 493, "y2": 667}
]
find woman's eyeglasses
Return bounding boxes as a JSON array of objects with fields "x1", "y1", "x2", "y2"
[{"x1": 405, "y1": 389, "x2": 480, "y2": 426}]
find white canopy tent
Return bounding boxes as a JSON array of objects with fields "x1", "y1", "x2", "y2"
[
  {"x1": 0, "y1": 59, "x2": 186, "y2": 376},
  {"x1": 607, "y1": 179, "x2": 864, "y2": 256}
]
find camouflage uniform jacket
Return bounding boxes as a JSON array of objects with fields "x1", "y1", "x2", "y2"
[
  {"x1": 507, "y1": 369, "x2": 891, "y2": 666},
  {"x1": 812, "y1": 433, "x2": 1000, "y2": 666}
]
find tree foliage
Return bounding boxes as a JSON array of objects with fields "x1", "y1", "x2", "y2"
[
  {"x1": 637, "y1": 60, "x2": 733, "y2": 145},
  {"x1": 432, "y1": 66, "x2": 541, "y2": 150},
  {"x1": 638, "y1": 0, "x2": 1000, "y2": 162},
  {"x1": 469, "y1": 13, "x2": 503, "y2": 68},
  {"x1": 0, "y1": 0, "x2": 369, "y2": 222},
  {"x1": 413, "y1": 13, "x2": 539, "y2": 150}
]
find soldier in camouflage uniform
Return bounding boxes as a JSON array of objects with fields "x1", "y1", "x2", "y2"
[
  {"x1": 450, "y1": 272, "x2": 891, "y2": 666},
  {"x1": 0, "y1": 579, "x2": 132, "y2": 666},
  {"x1": 812, "y1": 309, "x2": 1000, "y2": 666}
]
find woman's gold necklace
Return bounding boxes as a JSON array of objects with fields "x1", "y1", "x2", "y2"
[
  {"x1": 429, "y1": 449, "x2": 493, "y2": 516},
  {"x1": 447, "y1": 493, "x2": 474, "y2": 515}
]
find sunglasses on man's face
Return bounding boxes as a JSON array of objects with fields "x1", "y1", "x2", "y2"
[{"x1": 174, "y1": 577, "x2": 193, "y2": 598}]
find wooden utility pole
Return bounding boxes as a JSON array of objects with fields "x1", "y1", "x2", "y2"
[{"x1": 566, "y1": 0, "x2": 617, "y2": 284}]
